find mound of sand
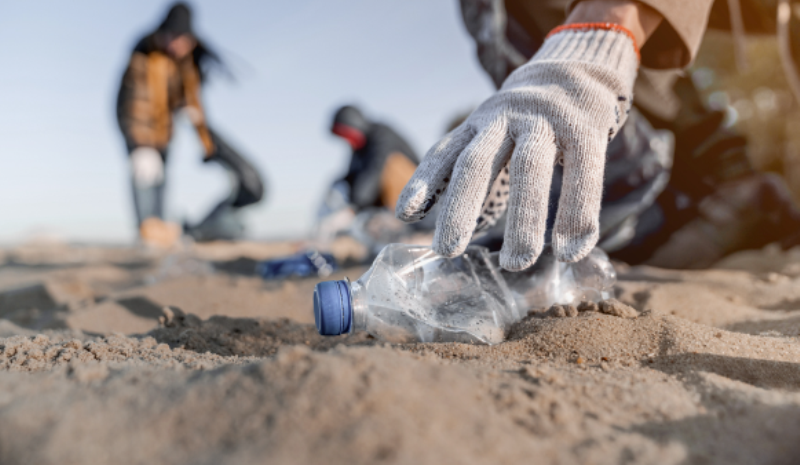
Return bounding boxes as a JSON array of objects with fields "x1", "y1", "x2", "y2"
[{"x1": 0, "y1": 242, "x2": 798, "y2": 464}]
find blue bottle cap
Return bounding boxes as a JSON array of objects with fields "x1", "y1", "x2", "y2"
[{"x1": 313, "y1": 279, "x2": 353, "y2": 336}]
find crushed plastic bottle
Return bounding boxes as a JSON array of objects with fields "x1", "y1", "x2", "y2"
[
  {"x1": 497, "y1": 246, "x2": 616, "y2": 312},
  {"x1": 314, "y1": 244, "x2": 517, "y2": 344},
  {"x1": 313, "y1": 243, "x2": 616, "y2": 345}
]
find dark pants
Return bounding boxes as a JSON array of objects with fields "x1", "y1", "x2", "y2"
[
  {"x1": 128, "y1": 129, "x2": 266, "y2": 241},
  {"x1": 132, "y1": 180, "x2": 166, "y2": 226},
  {"x1": 184, "y1": 130, "x2": 266, "y2": 242}
]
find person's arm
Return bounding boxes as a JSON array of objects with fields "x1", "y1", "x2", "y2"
[
  {"x1": 567, "y1": 0, "x2": 662, "y2": 47},
  {"x1": 396, "y1": 0, "x2": 663, "y2": 270},
  {"x1": 350, "y1": 136, "x2": 389, "y2": 210},
  {"x1": 180, "y1": 61, "x2": 216, "y2": 158},
  {"x1": 351, "y1": 127, "x2": 418, "y2": 210},
  {"x1": 569, "y1": 0, "x2": 715, "y2": 68}
]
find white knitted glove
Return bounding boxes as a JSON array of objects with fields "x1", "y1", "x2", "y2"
[{"x1": 396, "y1": 25, "x2": 639, "y2": 270}]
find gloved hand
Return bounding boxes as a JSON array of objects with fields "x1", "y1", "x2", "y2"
[
  {"x1": 130, "y1": 146, "x2": 164, "y2": 188},
  {"x1": 396, "y1": 25, "x2": 639, "y2": 270}
]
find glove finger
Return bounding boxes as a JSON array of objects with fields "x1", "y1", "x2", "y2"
[
  {"x1": 552, "y1": 130, "x2": 607, "y2": 262},
  {"x1": 474, "y1": 158, "x2": 512, "y2": 236},
  {"x1": 434, "y1": 118, "x2": 511, "y2": 257},
  {"x1": 499, "y1": 118, "x2": 558, "y2": 271},
  {"x1": 396, "y1": 124, "x2": 474, "y2": 222}
]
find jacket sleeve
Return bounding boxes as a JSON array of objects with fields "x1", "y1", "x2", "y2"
[
  {"x1": 349, "y1": 151, "x2": 385, "y2": 210},
  {"x1": 117, "y1": 52, "x2": 156, "y2": 150},
  {"x1": 350, "y1": 126, "x2": 419, "y2": 210},
  {"x1": 569, "y1": 0, "x2": 715, "y2": 68},
  {"x1": 180, "y1": 60, "x2": 216, "y2": 157}
]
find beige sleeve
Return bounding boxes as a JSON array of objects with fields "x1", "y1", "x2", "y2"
[
  {"x1": 380, "y1": 153, "x2": 418, "y2": 211},
  {"x1": 569, "y1": 0, "x2": 715, "y2": 68},
  {"x1": 180, "y1": 61, "x2": 216, "y2": 157}
]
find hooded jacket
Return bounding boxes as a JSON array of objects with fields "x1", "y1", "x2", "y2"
[
  {"x1": 333, "y1": 106, "x2": 420, "y2": 211},
  {"x1": 116, "y1": 5, "x2": 215, "y2": 156}
]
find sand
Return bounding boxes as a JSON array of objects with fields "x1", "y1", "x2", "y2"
[{"x1": 0, "y1": 239, "x2": 798, "y2": 464}]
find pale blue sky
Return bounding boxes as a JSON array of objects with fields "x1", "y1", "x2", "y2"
[{"x1": 0, "y1": 1, "x2": 494, "y2": 243}]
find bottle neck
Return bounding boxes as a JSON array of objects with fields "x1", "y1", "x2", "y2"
[{"x1": 350, "y1": 278, "x2": 367, "y2": 332}]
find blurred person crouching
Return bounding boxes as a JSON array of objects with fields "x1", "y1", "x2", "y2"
[
  {"x1": 257, "y1": 106, "x2": 426, "y2": 280},
  {"x1": 116, "y1": 2, "x2": 264, "y2": 248},
  {"x1": 315, "y1": 105, "x2": 431, "y2": 256}
]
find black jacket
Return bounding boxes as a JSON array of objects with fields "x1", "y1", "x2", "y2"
[{"x1": 343, "y1": 123, "x2": 419, "y2": 209}]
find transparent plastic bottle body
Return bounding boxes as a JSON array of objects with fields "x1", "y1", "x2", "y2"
[
  {"x1": 315, "y1": 243, "x2": 617, "y2": 345},
  {"x1": 349, "y1": 244, "x2": 520, "y2": 344},
  {"x1": 496, "y1": 246, "x2": 617, "y2": 312}
]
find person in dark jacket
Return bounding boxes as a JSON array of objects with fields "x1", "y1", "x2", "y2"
[
  {"x1": 311, "y1": 105, "x2": 428, "y2": 252},
  {"x1": 116, "y1": 2, "x2": 264, "y2": 246},
  {"x1": 331, "y1": 105, "x2": 420, "y2": 212}
]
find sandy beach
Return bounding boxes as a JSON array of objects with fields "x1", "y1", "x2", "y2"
[{"x1": 0, "y1": 239, "x2": 798, "y2": 464}]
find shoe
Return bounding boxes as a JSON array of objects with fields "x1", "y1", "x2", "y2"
[{"x1": 139, "y1": 217, "x2": 182, "y2": 249}]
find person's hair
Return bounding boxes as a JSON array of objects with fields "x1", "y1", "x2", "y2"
[
  {"x1": 190, "y1": 39, "x2": 225, "y2": 82},
  {"x1": 135, "y1": 2, "x2": 228, "y2": 81}
]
